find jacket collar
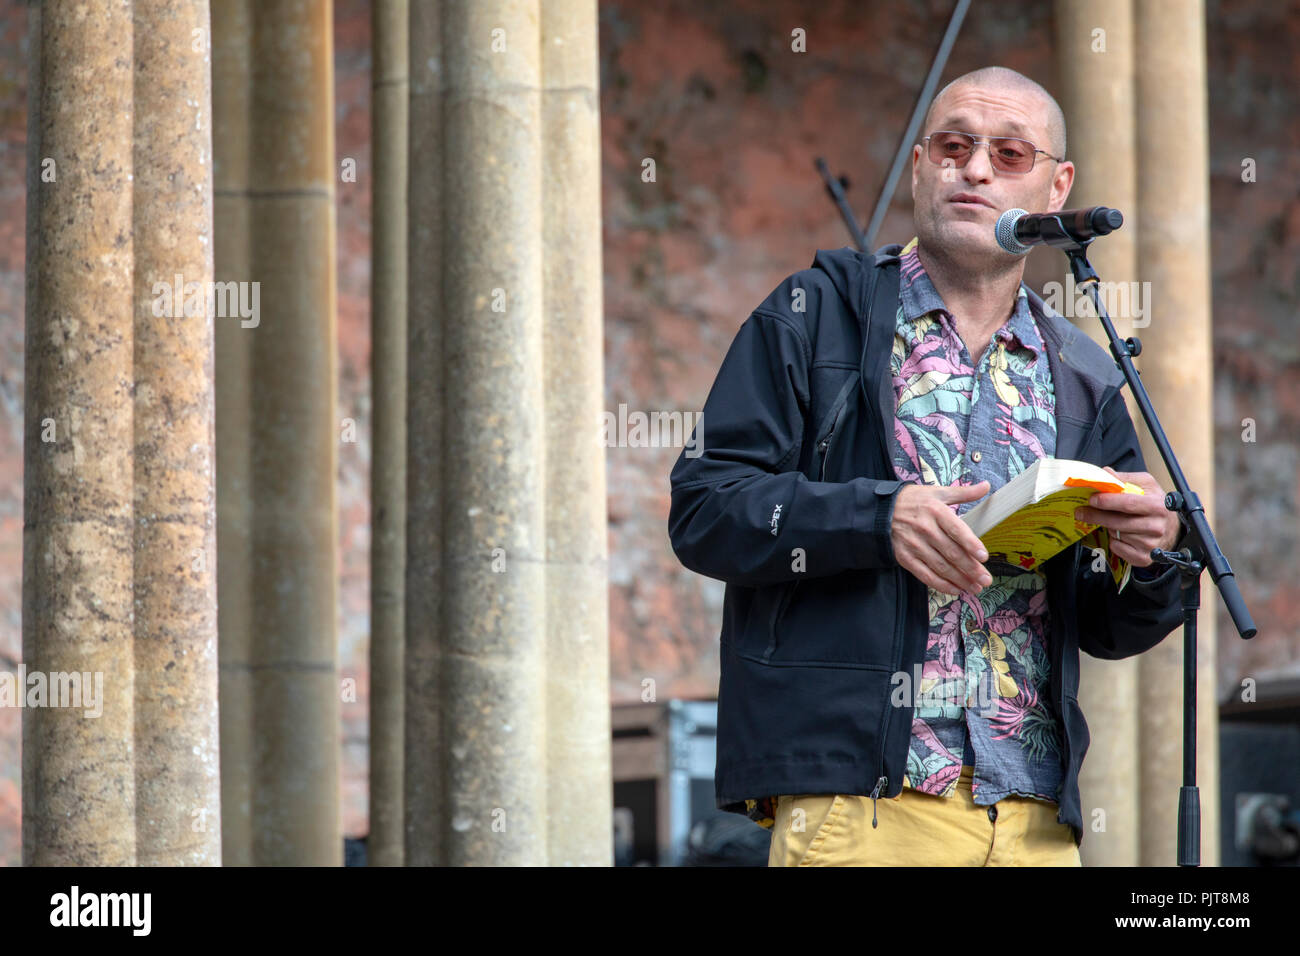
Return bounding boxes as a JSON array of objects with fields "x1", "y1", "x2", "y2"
[{"x1": 1022, "y1": 285, "x2": 1124, "y2": 394}]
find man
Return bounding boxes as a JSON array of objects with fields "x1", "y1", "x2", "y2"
[{"x1": 667, "y1": 67, "x2": 1190, "y2": 866}]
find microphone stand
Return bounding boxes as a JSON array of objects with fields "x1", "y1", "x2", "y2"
[{"x1": 1040, "y1": 223, "x2": 1258, "y2": 867}]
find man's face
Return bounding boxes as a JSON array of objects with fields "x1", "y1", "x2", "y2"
[{"x1": 911, "y1": 83, "x2": 1074, "y2": 266}]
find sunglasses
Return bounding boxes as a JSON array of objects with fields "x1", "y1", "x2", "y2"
[{"x1": 923, "y1": 130, "x2": 1064, "y2": 175}]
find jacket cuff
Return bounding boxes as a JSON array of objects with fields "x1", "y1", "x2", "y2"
[
  {"x1": 854, "y1": 478, "x2": 904, "y2": 566},
  {"x1": 1128, "y1": 562, "x2": 1178, "y2": 591}
]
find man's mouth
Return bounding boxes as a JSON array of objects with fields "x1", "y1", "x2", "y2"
[{"x1": 948, "y1": 193, "x2": 995, "y2": 209}]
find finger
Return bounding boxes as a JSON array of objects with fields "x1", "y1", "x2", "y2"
[
  {"x1": 923, "y1": 520, "x2": 991, "y2": 590},
  {"x1": 936, "y1": 508, "x2": 991, "y2": 564},
  {"x1": 934, "y1": 524, "x2": 992, "y2": 591},
  {"x1": 917, "y1": 545, "x2": 978, "y2": 595},
  {"x1": 1117, "y1": 520, "x2": 1170, "y2": 547},
  {"x1": 897, "y1": 542, "x2": 967, "y2": 595},
  {"x1": 899, "y1": 536, "x2": 974, "y2": 595},
  {"x1": 1109, "y1": 537, "x2": 1154, "y2": 567},
  {"x1": 933, "y1": 480, "x2": 990, "y2": 503},
  {"x1": 1103, "y1": 465, "x2": 1140, "y2": 481},
  {"x1": 1074, "y1": 509, "x2": 1146, "y2": 533},
  {"x1": 1078, "y1": 493, "x2": 1151, "y2": 516}
]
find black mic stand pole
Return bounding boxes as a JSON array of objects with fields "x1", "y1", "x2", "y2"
[{"x1": 1049, "y1": 231, "x2": 1258, "y2": 867}]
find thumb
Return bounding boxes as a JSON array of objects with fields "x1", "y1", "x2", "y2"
[{"x1": 936, "y1": 480, "x2": 990, "y2": 501}]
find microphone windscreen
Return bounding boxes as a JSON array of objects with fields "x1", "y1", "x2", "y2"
[{"x1": 995, "y1": 208, "x2": 1032, "y2": 256}]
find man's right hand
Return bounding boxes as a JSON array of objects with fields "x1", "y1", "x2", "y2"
[{"x1": 890, "y1": 480, "x2": 993, "y2": 596}]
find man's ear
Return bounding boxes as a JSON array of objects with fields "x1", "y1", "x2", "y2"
[
  {"x1": 911, "y1": 144, "x2": 922, "y2": 200},
  {"x1": 1047, "y1": 160, "x2": 1075, "y2": 212}
]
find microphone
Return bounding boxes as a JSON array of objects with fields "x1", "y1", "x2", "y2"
[{"x1": 994, "y1": 206, "x2": 1124, "y2": 255}]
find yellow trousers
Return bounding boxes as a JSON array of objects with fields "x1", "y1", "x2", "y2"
[{"x1": 768, "y1": 765, "x2": 1082, "y2": 866}]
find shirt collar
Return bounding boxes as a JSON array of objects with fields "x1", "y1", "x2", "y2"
[{"x1": 898, "y1": 237, "x2": 1043, "y2": 357}]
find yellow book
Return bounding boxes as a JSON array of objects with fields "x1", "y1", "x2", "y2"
[{"x1": 959, "y1": 458, "x2": 1145, "y2": 592}]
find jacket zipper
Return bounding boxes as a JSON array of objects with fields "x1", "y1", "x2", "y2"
[
  {"x1": 871, "y1": 570, "x2": 903, "y2": 828},
  {"x1": 818, "y1": 386, "x2": 854, "y2": 482},
  {"x1": 870, "y1": 774, "x2": 888, "y2": 827},
  {"x1": 764, "y1": 581, "x2": 795, "y2": 661},
  {"x1": 858, "y1": 274, "x2": 901, "y2": 822},
  {"x1": 767, "y1": 411, "x2": 843, "y2": 659},
  {"x1": 852, "y1": 265, "x2": 904, "y2": 827},
  {"x1": 1082, "y1": 390, "x2": 1111, "y2": 461}
]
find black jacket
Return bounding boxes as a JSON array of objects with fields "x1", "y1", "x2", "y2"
[{"x1": 667, "y1": 243, "x2": 1188, "y2": 847}]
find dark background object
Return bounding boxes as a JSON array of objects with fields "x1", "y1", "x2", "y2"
[{"x1": 1219, "y1": 677, "x2": 1300, "y2": 866}]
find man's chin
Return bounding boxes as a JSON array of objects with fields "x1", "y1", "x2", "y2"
[{"x1": 922, "y1": 218, "x2": 1002, "y2": 258}]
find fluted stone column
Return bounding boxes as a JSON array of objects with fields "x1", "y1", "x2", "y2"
[
  {"x1": 24, "y1": 0, "x2": 221, "y2": 865},
  {"x1": 132, "y1": 0, "x2": 222, "y2": 866},
  {"x1": 212, "y1": 0, "x2": 255, "y2": 866},
  {"x1": 403, "y1": 0, "x2": 444, "y2": 867},
  {"x1": 1134, "y1": 0, "x2": 1219, "y2": 867},
  {"x1": 439, "y1": 0, "x2": 547, "y2": 867},
  {"x1": 23, "y1": 0, "x2": 137, "y2": 867},
  {"x1": 1054, "y1": 0, "x2": 1141, "y2": 867},
  {"x1": 541, "y1": 0, "x2": 612, "y2": 867},
  {"x1": 370, "y1": 0, "x2": 409, "y2": 868},
  {"x1": 405, "y1": 0, "x2": 609, "y2": 867},
  {"x1": 214, "y1": 0, "x2": 340, "y2": 866}
]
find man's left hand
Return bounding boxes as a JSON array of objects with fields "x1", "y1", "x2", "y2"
[{"x1": 1073, "y1": 466, "x2": 1181, "y2": 567}]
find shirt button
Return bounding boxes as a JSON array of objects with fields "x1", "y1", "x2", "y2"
[
  {"x1": 971, "y1": 450, "x2": 982, "y2": 463},
  {"x1": 988, "y1": 805, "x2": 998, "y2": 822}
]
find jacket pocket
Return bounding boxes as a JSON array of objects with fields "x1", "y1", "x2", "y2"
[
  {"x1": 762, "y1": 579, "x2": 799, "y2": 661},
  {"x1": 813, "y1": 375, "x2": 858, "y2": 482},
  {"x1": 766, "y1": 568, "x2": 898, "y2": 667}
]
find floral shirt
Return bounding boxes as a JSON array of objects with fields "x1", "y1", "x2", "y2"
[
  {"x1": 891, "y1": 237, "x2": 1063, "y2": 807},
  {"x1": 743, "y1": 238, "x2": 1065, "y2": 830}
]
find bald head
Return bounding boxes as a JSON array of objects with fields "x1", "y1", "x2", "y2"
[{"x1": 923, "y1": 66, "x2": 1066, "y2": 158}]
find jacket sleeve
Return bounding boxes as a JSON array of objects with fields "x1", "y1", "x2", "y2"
[
  {"x1": 1075, "y1": 391, "x2": 1187, "y2": 660},
  {"x1": 668, "y1": 306, "x2": 904, "y2": 587}
]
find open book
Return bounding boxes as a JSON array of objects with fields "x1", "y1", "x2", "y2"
[{"x1": 959, "y1": 458, "x2": 1145, "y2": 592}]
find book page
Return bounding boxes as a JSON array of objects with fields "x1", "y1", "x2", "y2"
[{"x1": 975, "y1": 477, "x2": 1144, "y2": 589}]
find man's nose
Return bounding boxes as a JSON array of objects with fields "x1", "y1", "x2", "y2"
[{"x1": 963, "y1": 142, "x2": 995, "y2": 183}]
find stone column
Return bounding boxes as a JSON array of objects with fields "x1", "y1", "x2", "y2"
[
  {"x1": 247, "y1": 0, "x2": 340, "y2": 866},
  {"x1": 403, "y1": 0, "x2": 444, "y2": 867},
  {"x1": 1054, "y1": 0, "x2": 1141, "y2": 866},
  {"x1": 24, "y1": 0, "x2": 221, "y2": 865},
  {"x1": 541, "y1": 0, "x2": 611, "y2": 866},
  {"x1": 213, "y1": 0, "x2": 340, "y2": 865},
  {"x1": 439, "y1": 0, "x2": 547, "y2": 865},
  {"x1": 131, "y1": 0, "x2": 222, "y2": 866},
  {"x1": 23, "y1": 0, "x2": 137, "y2": 867},
  {"x1": 1134, "y1": 0, "x2": 1219, "y2": 867},
  {"x1": 369, "y1": 0, "x2": 408, "y2": 869},
  {"x1": 405, "y1": 0, "x2": 609, "y2": 867},
  {"x1": 212, "y1": 0, "x2": 255, "y2": 866}
]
